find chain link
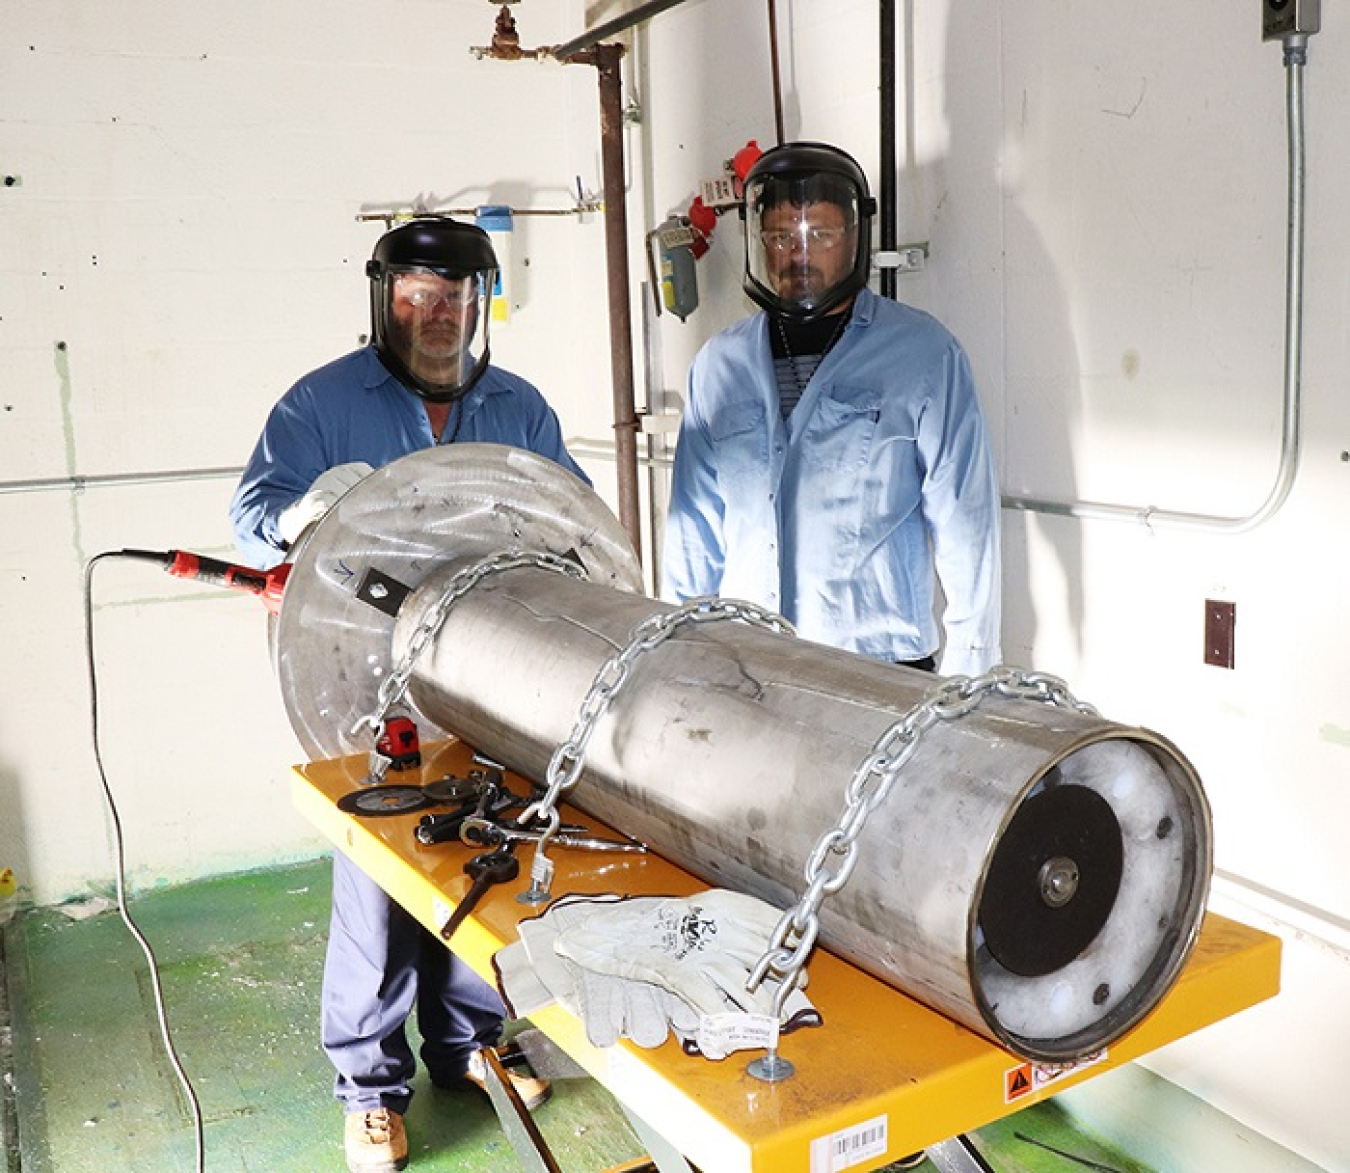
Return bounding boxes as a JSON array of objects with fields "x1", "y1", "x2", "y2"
[
  {"x1": 350, "y1": 550, "x2": 589, "y2": 746},
  {"x1": 518, "y1": 596, "x2": 795, "y2": 895},
  {"x1": 748, "y1": 666, "x2": 1098, "y2": 1013}
]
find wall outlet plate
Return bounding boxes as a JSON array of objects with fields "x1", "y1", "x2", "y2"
[
  {"x1": 1204, "y1": 600, "x2": 1237, "y2": 669},
  {"x1": 1263, "y1": 0, "x2": 1321, "y2": 41}
]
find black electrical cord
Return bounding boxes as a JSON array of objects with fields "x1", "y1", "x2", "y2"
[{"x1": 83, "y1": 551, "x2": 206, "y2": 1173}]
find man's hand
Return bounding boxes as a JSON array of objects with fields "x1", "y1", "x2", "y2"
[{"x1": 277, "y1": 461, "x2": 373, "y2": 544}]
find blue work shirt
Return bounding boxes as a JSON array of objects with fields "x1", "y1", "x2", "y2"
[
  {"x1": 661, "y1": 287, "x2": 1001, "y2": 677},
  {"x1": 230, "y1": 346, "x2": 586, "y2": 569}
]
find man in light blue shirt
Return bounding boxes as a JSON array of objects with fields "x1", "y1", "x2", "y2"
[
  {"x1": 662, "y1": 142, "x2": 1001, "y2": 677},
  {"x1": 231, "y1": 219, "x2": 567, "y2": 1173}
]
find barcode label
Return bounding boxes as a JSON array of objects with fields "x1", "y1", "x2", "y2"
[{"x1": 809, "y1": 1114, "x2": 888, "y2": 1172}]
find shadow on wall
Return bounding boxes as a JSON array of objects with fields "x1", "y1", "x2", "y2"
[{"x1": 938, "y1": 0, "x2": 1086, "y2": 668}]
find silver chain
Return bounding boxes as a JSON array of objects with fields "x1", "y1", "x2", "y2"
[
  {"x1": 518, "y1": 596, "x2": 795, "y2": 898},
  {"x1": 748, "y1": 666, "x2": 1098, "y2": 1011},
  {"x1": 350, "y1": 550, "x2": 589, "y2": 751}
]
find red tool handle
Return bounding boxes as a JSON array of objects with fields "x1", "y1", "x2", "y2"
[{"x1": 160, "y1": 550, "x2": 291, "y2": 614}]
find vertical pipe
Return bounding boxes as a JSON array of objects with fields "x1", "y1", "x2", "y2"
[
  {"x1": 879, "y1": 0, "x2": 898, "y2": 299},
  {"x1": 767, "y1": 0, "x2": 786, "y2": 145},
  {"x1": 587, "y1": 44, "x2": 644, "y2": 559}
]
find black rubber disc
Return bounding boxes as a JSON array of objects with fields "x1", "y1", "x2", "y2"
[
  {"x1": 978, "y1": 783, "x2": 1124, "y2": 977},
  {"x1": 336, "y1": 785, "x2": 433, "y2": 817}
]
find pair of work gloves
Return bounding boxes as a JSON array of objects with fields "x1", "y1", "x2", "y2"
[
  {"x1": 277, "y1": 461, "x2": 373, "y2": 546},
  {"x1": 493, "y1": 889, "x2": 821, "y2": 1060}
]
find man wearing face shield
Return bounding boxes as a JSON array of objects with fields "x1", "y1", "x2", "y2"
[
  {"x1": 230, "y1": 218, "x2": 571, "y2": 1171},
  {"x1": 662, "y1": 142, "x2": 1001, "y2": 677}
]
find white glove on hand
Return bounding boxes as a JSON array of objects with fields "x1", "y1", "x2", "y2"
[
  {"x1": 277, "y1": 461, "x2": 373, "y2": 544},
  {"x1": 552, "y1": 890, "x2": 787, "y2": 1020}
]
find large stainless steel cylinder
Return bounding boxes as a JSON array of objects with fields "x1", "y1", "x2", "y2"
[{"x1": 278, "y1": 445, "x2": 1213, "y2": 1063}]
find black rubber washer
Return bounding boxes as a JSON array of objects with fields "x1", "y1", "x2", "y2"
[
  {"x1": 978, "y1": 783, "x2": 1124, "y2": 977},
  {"x1": 336, "y1": 784, "x2": 432, "y2": 817}
]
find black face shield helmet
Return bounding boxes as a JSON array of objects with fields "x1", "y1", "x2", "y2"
[
  {"x1": 742, "y1": 142, "x2": 877, "y2": 321},
  {"x1": 366, "y1": 218, "x2": 499, "y2": 403}
]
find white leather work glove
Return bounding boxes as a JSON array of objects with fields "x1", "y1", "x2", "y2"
[
  {"x1": 669, "y1": 983, "x2": 821, "y2": 1060},
  {"x1": 494, "y1": 890, "x2": 821, "y2": 1059},
  {"x1": 552, "y1": 890, "x2": 789, "y2": 1020},
  {"x1": 277, "y1": 461, "x2": 373, "y2": 545},
  {"x1": 494, "y1": 895, "x2": 593, "y2": 1018},
  {"x1": 495, "y1": 895, "x2": 705, "y2": 1051}
]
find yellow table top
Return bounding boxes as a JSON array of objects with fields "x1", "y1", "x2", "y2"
[{"x1": 293, "y1": 737, "x2": 1281, "y2": 1173}]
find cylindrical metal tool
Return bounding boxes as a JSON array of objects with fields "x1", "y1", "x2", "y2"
[{"x1": 277, "y1": 445, "x2": 1213, "y2": 1062}]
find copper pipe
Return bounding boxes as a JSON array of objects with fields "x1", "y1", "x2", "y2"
[
  {"x1": 473, "y1": 7, "x2": 646, "y2": 561},
  {"x1": 570, "y1": 44, "x2": 643, "y2": 558}
]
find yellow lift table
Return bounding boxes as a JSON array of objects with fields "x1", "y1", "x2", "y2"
[{"x1": 292, "y1": 738, "x2": 1281, "y2": 1173}]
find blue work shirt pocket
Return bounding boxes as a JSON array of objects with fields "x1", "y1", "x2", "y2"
[
  {"x1": 709, "y1": 402, "x2": 771, "y2": 487},
  {"x1": 802, "y1": 384, "x2": 883, "y2": 477}
]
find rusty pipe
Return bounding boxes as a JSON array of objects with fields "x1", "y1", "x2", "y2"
[{"x1": 570, "y1": 43, "x2": 643, "y2": 559}]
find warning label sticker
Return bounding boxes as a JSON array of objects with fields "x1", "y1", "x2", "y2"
[{"x1": 1004, "y1": 1049, "x2": 1108, "y2": 1103}]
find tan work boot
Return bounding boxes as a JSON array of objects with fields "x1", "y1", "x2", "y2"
[
  {"x1": 463, "y1": 1047, "x2": 552, "y2": 1111},
  {"x1": 343, "y1": 1106, "x2": 408, "y2": 1173}
]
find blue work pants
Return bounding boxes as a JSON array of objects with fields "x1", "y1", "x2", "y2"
[{"x1": 320, "y1": 851, "x2": 506, "y2": 1113}]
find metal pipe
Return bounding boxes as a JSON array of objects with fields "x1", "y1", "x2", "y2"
[
  {"x1": 391, "y1": 533, "x2": 1212, "y2": 1063},
  {"x1": 767, "y1": 0, "x2": 786, "y2": 145},
  {"x1": 0, "y1": 466, "x2": 241, "y2": 496},
  {"x1": 1002, "y1": 43, "x2": 1310, "y2": 534},
  {"x1": 569, "y1": 44, "x2": 644, "y2": 559},
  {"x1": 549, "y1": 0, "x2": 694, "y2": 61},
  {"x1": 567, "y1": 437, "x2": 673, "y2": 470},
  {"x1": 471, "y1": 7, "x2": 647, "y2": 560},
  {"x1": 355, "y1": 205, "x2": 598, "y2": 224},
  {"x1": 878, "y1": 0, "x2": 898, "y2": 300},
  {"x1": 277, "y1": 445, "x2": 1213, "y2": 1064}
]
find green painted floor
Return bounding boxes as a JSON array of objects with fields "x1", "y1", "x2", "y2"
[{"x1": 1, "y1": 858, "x2": 1159, "y2": 1173}]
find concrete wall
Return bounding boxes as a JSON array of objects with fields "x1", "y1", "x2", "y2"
[
  {"x1": 636, "y1": 3, "x2": 1349, "y2": 1168},
  {"x1": 1, "y1": 1, "x2": 1346, "y2": 1169},
  {"x1": 0, "y1": 0, "x2": 622, "y2": 900}
]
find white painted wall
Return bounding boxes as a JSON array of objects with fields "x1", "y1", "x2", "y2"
[
  {"x1": 635, "y1": 2, "x2": 1348, "y2": 1169},
  {"x1": 0, "y1": 0, "x2": 621, "y2": 904},
  {"x1": 2, "y1": 1, "x2": 1346, "y2": 1169}
]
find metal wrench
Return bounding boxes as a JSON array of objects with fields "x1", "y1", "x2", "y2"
[{"x1": 459, "y1": 816, "x2": 647, "y2": 854}]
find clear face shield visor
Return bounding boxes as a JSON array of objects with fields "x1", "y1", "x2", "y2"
[
  {"x1": 375, "y1": 266, "x2": 495, "y2": 401},
  {"x1": 744, "y1": 175, "x2": 866, "y2": 319}
]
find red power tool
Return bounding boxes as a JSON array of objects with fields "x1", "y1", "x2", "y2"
[{"x1": 126, "y1": 548, "x2": 292, "y2": 614}]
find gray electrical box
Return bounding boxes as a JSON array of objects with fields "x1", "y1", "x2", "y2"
[{"x1": 1263, "y1": 0, "x2": 1321, "y2": 41}]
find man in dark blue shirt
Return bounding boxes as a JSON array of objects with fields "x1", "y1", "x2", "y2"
[{"x1": 231, "y1": 219, "x2": 573, "y2": 1172}]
